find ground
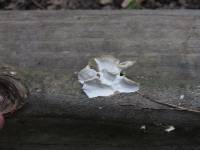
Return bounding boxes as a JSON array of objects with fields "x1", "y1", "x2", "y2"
[{"x1": 0, "y1": 0, "x2": 200, "y2": 10}]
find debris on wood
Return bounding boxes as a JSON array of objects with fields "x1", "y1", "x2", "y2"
[
  {"x1": 165, "y1": 125, "x2": 175, "y2": 132},
  {"x1": 140, "y1": 125, "x2": 146, "y2": 130},
  {"x1": 98, "y1": 106, "x2": 103, "y2": 109},
  {"x1": 179, "y1": 95, "x2": 184, "y2": 100}
]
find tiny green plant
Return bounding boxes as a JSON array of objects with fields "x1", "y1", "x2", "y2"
[{"x1": 127, "y1": 0, "x2": 142, "y2": 9}]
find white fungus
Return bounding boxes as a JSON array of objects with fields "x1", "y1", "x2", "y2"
[{"x1": 78, "y1": 55, "x2": 139, "y2": 98}]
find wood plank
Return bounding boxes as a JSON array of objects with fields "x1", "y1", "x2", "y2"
[
  {"x1": 0, "y1": 10, "x2": 200, "y2": 129},
  {"x1": 0, "y1": 118, "x2": 200, "y2": 150}
]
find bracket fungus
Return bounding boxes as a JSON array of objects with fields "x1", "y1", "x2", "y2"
[
  {"x1": 78, "y1": 56, "x2": 139, "y2": 98},
  {"x1": 0, "y1": 75, "x2": 29, "y2": 114}
]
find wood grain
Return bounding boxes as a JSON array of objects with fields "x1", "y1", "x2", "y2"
[
  {"x1": 0, "y1": 10, "x2": 200, "y2": 128},
  {"x1": 1, "y1": 10, "x2": 200, "y2": 149}
]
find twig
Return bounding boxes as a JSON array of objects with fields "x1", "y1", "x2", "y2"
[
  {"x1": 136, "y1": 91, "x2": 200, "y2": 113},
  {"x1": 120, "y1": 91, "x2": 200, "y2": 113}
]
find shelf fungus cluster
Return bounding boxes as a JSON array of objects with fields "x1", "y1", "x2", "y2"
[
  {"x1": 0, "y1": 75, "x2": 29, "y2": 114},
  {"x1": 78, "y1": 56, "x2": 139, "y2": 98}
]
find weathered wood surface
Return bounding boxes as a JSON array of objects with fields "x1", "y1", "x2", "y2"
[
  {"x1": 1, "y1": 118, "x2": 200, "y2": 150},
  {"x1": 0, "y1": 10, "x2": 200, "y2": 126},
  {"x1": 0, "y1": 10, "x2": 200, "y2": 128}
]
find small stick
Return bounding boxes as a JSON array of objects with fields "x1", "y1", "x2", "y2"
[
  {"x1": 136, "y1": 91, "x2": 200, "y2": 113},
  {"x1": 120, "y1": 91, "x2": 200, "y2": 114}
]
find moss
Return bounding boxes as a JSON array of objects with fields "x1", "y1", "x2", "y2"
[
  {"x1": 127, "y1": 0, "x2": 142, "y2": 9},
  {"x1": 0, "y1": 64, "x2": 197, "y2": 96},
  {"x1": 0, "y1": 65, "x2": 81, "y2": 95},
  {"x1": 19, "y1": 68, "x2": 81, "y2": 91}
]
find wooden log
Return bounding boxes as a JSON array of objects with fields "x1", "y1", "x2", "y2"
[{"x1": 0, "y1": 10, "x2": 200, "y2": 129}]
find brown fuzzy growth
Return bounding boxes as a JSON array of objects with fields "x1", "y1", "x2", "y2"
[{"x1": 0, "y1": 75, "x2": 29, "y2": 114}]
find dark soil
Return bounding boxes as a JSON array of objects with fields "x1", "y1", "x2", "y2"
[
  {"x1": 0, "y1": 0, "x2": 101, "y2": 10},
  {"x1": 141, "y1": 0, "x2": 200, "y2": 9},
  {"x1": 0, "y1": 0, "x2": 200, "y2": 10}
]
